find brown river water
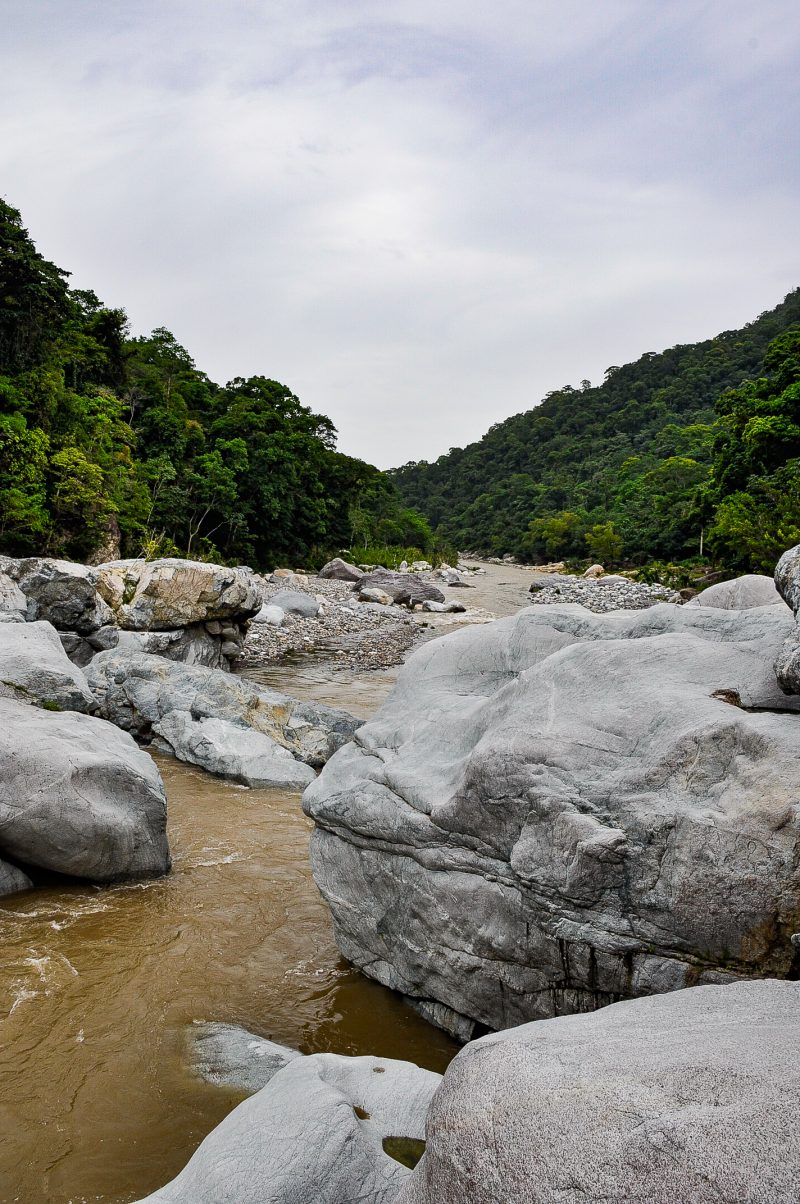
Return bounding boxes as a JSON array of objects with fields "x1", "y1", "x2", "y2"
[{"x1": 0, "y1": 563, "x2": 534, "y2": 1204}]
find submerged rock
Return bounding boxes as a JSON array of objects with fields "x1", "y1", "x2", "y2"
[
  {"x1": 87, "y1": 651, "x2": 361, "y2": 773},
  {"x1": 135, "y1": 1051, "x2": 439, "y2": 1204},
  {"x1": 0, "y1": 698, "x2": 169, "y2": 882},
  {"x1": 187, "y1": 1024, "x2": 301, "y2": 1095},
  {"x1": 398, "y1": 980, "x2": 800, "y2": 1204},
  {"x1": 0, "y1": 620, "x2": 96, "y2": 712},
  {"x1": 304, "y1": 601, "x2": 800, "y2": 1037}
]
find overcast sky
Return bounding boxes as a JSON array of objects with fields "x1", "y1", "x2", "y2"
[{"x1": 2, "y1": 1, "x2": 799, "y2": 468}]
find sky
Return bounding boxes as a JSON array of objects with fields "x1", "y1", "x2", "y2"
[{"x1": 2, "y1": 1, "x2": 800, "y2": 468}]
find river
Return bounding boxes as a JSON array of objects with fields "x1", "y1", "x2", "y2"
[{"x1": 0, "y1": 562, "x2": 535, "y2": 1204}]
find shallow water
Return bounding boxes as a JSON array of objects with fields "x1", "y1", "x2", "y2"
[{"x1": 0, "y1": 750, "x2": 457, "y2": 1204}]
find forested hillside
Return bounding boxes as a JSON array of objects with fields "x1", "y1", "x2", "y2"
[
  {"x1": 0, "y1": 200, "x2": 430, "y2": 568},
  {"x1": 391, "y1": 294, "x2": 800, "y2": 571}
]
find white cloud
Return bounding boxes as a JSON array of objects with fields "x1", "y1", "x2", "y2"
[{"x1": 2, "y1": 0, "x2": 799, "y2": 466}]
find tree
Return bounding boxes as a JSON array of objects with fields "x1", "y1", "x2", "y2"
[{"x1": 584, "y1": 521, "x2": 622, "y2": 565}]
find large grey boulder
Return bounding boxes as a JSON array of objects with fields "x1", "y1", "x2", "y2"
[
  {"x1": 304, "y1": 602, "x2": 800, "y2": 1037},
  {"x1": 686, "y1": 572, "x2": 784, "y2": 610},
  {"x1": 135, "y1": 1051, "x2": 439, "y2": 1204},
  {"x1": 96, "y1": 557, "x2": 261, "y2": 630},
  {"x1": 5, "y1": 557, "x2": 113, "y2": 633},
  {"x1": 87, "y1": 652, "x2": 361, "y2": 772},
  {"x1": 268, "y1": 589, "x2": 321, "y2": 618},
  {"x1": 775, "y1": 543, "x2": 800, "y2": 693},
  {"x1": 318, "y1": 557, "x2": 365, "y2": 582},
  {"x1": 356, "y1": 570, "x2": 445, "y2": 608},
  {"x1": 398, "y1": 980, "x2": 800, "y2": 1204},
  {"x1": 0, "y1": 697, "x2": 169, "y2": 882},
  {"x1": 0, "y1": 620, "x2": 96, "y2": 712},
  {"x1": 152, "y1": 713, "x2": 316, "y2": 789},
  {"x1": 115, "y1": 625, "x2": 233, "y2": 669}
]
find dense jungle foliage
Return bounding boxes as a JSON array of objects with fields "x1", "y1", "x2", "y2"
[
  {"x1": 0, "y1": 200, "x2": 434, "y2": 568},
  {"x1": 391, "y1": 293, "x2": 800, "y2": 572}
]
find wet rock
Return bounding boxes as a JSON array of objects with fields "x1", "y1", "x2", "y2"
[
  {"x1": 152, "y1": 713, "x2": 316, "y2": 789},
  {"x1": 304, "y1": 602, "x2": 800, "y2": 1036},
  {"x1": 87, "y1": 651, "x2": 361, "y2": 770},
  {"x1": 268, "y1": 589, "x2": 321, "y2": 619},
  {"x1": 96, "y1": 558, "x2": 261, "y2": 631},
  {"x1": 134, "y1": 1051, "x2": 439, "y2": 1204},
  {"x1": 318, "y1": 557, "x2": 365, "y2": 582},
  {"x1": 686, "y1": 573, "x2": 784, "y2": 610},
  {"x1": 0, "y1": 620, "x2": 96, "y2": 712},
  {"x1": 397, "y1": 980, "x2": 800, "y2": 1204},
  {"x1": 0, "y1": 857, "x2": 34, "y2": 897},
  {"x1": 0, "y1": 697, "x2": 169, "y2": 882},
  {"x1": 5, "y1": 557, "x2": 113, "y2": 634},
  {"x1": 188, "y1": 1024, "x2": 301, "y2": 1094}
]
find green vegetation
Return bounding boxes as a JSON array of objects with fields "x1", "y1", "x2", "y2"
[
  {"x1": 0, "y1": 200, "x2": 431, "y2": 569},
  {"x1": 391, "y1": 293, "x2": 800, "y2": 571}
]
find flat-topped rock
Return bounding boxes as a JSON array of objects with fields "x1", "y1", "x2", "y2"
[
  {"x1": 304, "y1": 601, "x2": 800, "y2": 1037},
  {"x1": 0, "y1": 697, "x2": 169, "y2": 882},
  {"x1": 96, "y1": 558, "x2": 261, "y2": 630}
]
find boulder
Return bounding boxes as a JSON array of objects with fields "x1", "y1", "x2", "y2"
[
  {"x1": 686, "y1": 572, "x2": 784, "y2": 610},
  {"x1": 0, "y1": 857, "x2": 33, "y2": 897},
  {"x1": 188, "y1": 1024, "x2": 301, "y2": 1094},
  {"x1": 0, "y1": 620, "x2": 96, "y2": 712},
  {"x1": 0, "y1": 571, "x2": 26, "y2": 620},
  {"x1": 115, "y1": 625, "x2": 233, "y2": 669},
  {"x1": 5, "y1": 557, "x2": 113, "y2": 633},
  {"x1": 398, "y1": 980, "x2": 800, "y2": 1204},
  {"x1": 304, "y1": 602, "x2": 800, "y2": 1038},
  {"x1": 0, "y1": 697, "x2": 169, "y2": 881},
  {"x1": 360, "y1": 587, "x2": 394, "y2": 605},
  {"x1": 356, "y1": 571, "x2": 445, "y2": 608},
  {"x1": 152, "y1": 714, "x2": 316, "y2": 789},
  {"x1": 318, "y1": 557, "x2": 365, "y2": 582},
  {"x1": 436, "y1": 569, "x2": 472, "y2": 587},
  {"x1": 134, "y1": 1051, "x2": 439, "y2": 1204},
  {"x1": 58, "y1": 624, "x2": 119, "y2": 669},
  {"x1": 250, "y1": 604, "x2": 285, "y2": 627},
  {"x1": 775, "y1": 544, "x2": 800, "y2": 694},
  {"x1": 583, "y1": 563, "x2": 605, "y2": 577},
  {"x1": 268, "y1": 589, "x2": 321, "y2": 619},
  {"x1": 87, "y1": 652, "x2": 361, "y2": 771},
  {"x1": 95, "y1": 558, "x2": 261, "y2": 630}
]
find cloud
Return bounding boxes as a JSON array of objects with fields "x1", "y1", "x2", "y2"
[{"x1": 2, "y1": 0, "x2": 799, "y2": 466}]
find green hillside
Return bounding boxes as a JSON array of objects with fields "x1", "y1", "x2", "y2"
[
  {"x1": 0, "y1": 199, "x2": 430, "y2": 568},
  {"x1": 391, "y1": 292, "x2": 800, "y2": 572}
]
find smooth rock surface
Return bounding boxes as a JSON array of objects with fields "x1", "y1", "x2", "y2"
[
  {"x1": 135, "y1": 1052, "x2": 440, "y2": 1204},
  {"x1": 0, "y1": 856, "x2": 34, "y2": 897},
  {"x1": 251, "y1": 604, "x2": 285, "y2": 626},
  {"x1": 0, "y1": 698, "x2": 169, "y2": 881},
  {"x1": 304, "y1": 602, "x2": 800, "y2": 1036},
  {"x1": 686, "y1": 572, "x2": 784, "y2": 610},
  {"x1": 0, "y1": 571, "x2": 26, "y2": 619},
  {"x1": 152, "y1": 713, "x2": 316, "y2": 789},
  {"x1": 87, "y1": 652, "x2": 361, "y2": 769},
  {"x1": 96, "y1": 558, "x2": 261, "y2": 630},
  {"x1": 0, "y1": 620, "x2": 96, "y2": 712},
  {"x1": 268, "y1": 589, "x2": 321, "y2": 618},
  {"x1": 398, "y1": 980, "x2": 800, "y2": 1204}
]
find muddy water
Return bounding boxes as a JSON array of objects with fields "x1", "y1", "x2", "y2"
[{"x1": 0, "y1": 730, "x2": 457, "y2": 1203}]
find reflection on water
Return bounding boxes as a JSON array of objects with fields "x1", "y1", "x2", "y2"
[{"x1": 0, "y1": 754, "x2": 457, "y2": 1204}]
